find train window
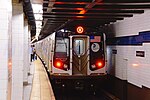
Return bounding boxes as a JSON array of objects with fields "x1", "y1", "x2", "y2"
[
  {"x1": 74, "y1": 39, "x2": 85, "y2": 56},
  {"x1": 55, "y1": 38, "x2": 69, "y2": 57}
]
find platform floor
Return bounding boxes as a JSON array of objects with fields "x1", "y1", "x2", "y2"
[{"x1": 25, "y1": 58, "x2": 55, "y2": 100}]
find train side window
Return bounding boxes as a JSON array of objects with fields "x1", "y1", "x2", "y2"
[
  {"x1": 55, "y1": 38, "x2": 69, "y2": 57},
  {"x1": 74, "y1": 39, "x2": 85, "y2": 56}
]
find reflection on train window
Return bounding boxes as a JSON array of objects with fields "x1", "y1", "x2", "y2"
[
  {"x1": 74, "y1": 39, "x2": 85, "y2": 56},
  {"x1": 55, "y1": 38, "x2": 69, "y2": 57}
]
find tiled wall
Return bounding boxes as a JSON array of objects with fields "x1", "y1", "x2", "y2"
[
  {"x1": 0, "y1": 1, "x2": 31, "y2": 100},
  {"x1": 0, "y1": 0, "x2": 12, "y2": 100},
  {"x1": 106, "y1": 10, "x2": 150, "y2": 88},
  {"x1": 12, "y1": 3, "x2": 24, "y2": 100}
]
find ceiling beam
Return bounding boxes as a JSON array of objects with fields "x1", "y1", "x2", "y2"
[
  {"x1": 43, "y1": 15, "x2": 131, "y2": 18},
  {"x1": 43, "y1": 9, "x2": 144, "y2": 14},
  {"x1": 43, "y1": 17, "x2": 124, "y2": 20},
  {"x1": 43, "y1": 1, "x2": 150, "y2": 5},
  {"x1": 43, "y1": 13, "x2": 133, "y2": 17},
  {"x1": 87, "y1": 9, "x2": 144, "y2": 13},
  {"x1": 43, "y1": 7, "x2": 145, "y2": 11},
  {"x1": 43, "y1": 4, "x2": 150, "y2": 10},
  {"x1": 98, "y1": 0, "x2": 150, "y2": 3}
]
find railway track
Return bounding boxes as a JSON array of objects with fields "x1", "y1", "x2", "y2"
[
  {"x1": 50, "y1": 79, "x2": 117, "y2": 100},
  {"x1": 53, "y1": 88, "x2": 113, "y2": 100}
]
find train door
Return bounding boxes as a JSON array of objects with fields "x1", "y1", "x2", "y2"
[{"x1": 70, "y1": 36, "x2": 89, "y2": 75}]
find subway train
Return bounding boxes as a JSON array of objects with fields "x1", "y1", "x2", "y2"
[{"x1": 35, "y1": 27, "x2": 106, "y2": 83}]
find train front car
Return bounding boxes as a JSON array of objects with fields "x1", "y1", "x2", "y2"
[
  {"x1": 51, "y1": 30, "x2": 106, "y2": 78},
  {"x1": 49, "y1": 30, "x2": 107, "y2": 91},
  {"x1": 35, "y1": 28, "x2": 107, "y2": 90}
]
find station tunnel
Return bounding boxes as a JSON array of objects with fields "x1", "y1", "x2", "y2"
[{"x1": 1, "y1": 0, "x2": 150, "y2": 100}]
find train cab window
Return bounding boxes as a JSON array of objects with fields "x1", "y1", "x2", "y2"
[
  {"x1": 74, "y1": 39, "x2": 85, "y2": 56},
  {"x1": 55, "y1": 38, "x2": 69, "y2": 58}
]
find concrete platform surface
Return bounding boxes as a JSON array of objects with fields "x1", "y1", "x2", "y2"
[{"x1": 30, "y1": 58, "x2": 55, "y2": 100}]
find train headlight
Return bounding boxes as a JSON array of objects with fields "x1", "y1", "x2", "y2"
[
  {"x1": 95, "y1": 61, "x2": 103, "y2": 68},
  {"x1": 54, "y1": 59, "x2": 64, "y2": 69},
  {"x1": 90, "y1": 60, "x2": 105, "y2": 71}
]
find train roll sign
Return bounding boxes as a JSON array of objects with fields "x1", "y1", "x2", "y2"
[
  {"x1": 76, "y1": 26, "x2": 84, "y2": 34},
  {"x1": 136, "y1": 51, "x2": 145, "y2": 57}
]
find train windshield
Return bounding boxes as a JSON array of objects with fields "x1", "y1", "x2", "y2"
[
  {"x1": 55, "y1": 37, "x2": 69, "y2": 57},
  {"x1": 74, "y1": 39, "x2": 85, "y2": 56}
]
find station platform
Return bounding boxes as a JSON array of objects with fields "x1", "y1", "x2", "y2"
[{"x1": 23, "y1": 58, "x2": 55, "y2": 100}]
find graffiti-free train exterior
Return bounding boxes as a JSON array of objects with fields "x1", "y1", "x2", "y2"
[{"x1": 35, "y1": 27, "x2": 106, "y2": 79}]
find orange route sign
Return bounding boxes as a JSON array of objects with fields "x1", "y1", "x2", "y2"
[{"x1": 76, "y1": 26, "x2": 84, "y2": 34}]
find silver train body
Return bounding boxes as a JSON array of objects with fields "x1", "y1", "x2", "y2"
[{"x1": 35, "y1": 31, "x2": 106, "y2": 79}]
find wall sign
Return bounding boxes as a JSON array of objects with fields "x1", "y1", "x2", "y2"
[
  {"x1": 112, "y1": 49, "x2": 117, "y2": 54},
  {"x1": 136, "y1": 51, "x2": 145, "y2": 57}
]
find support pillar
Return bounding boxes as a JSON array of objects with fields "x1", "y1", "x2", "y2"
[
  {"x1": 12, "y1": 3, "x2": 24, "y2": 100},
  {"x1": 23, "y1": 20, "x2": 29, "y2": 85},
  {"x1": 0, "y1": 0, "x2": 12, "y2": 100}
]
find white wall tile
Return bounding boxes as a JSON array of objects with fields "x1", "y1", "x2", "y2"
[
  {"x1": 0, "y1": 80, "x2": 8, "y2": 89},
  {"x1": 0, "y1": 40, "x2": 8, "y2": 50},
  {"x1": 0, "y1": 61, "x2": 8, "y2": 70},
  {"x1": 0, "y1": 90, "x2": 7, "y2": 100},
  {"x1": 0, "y1": 8, "x2": 9, "y2": 100},
  {"x1": 0, "y1": 70, "x2": 8, "y2": 80},
  {"x1": 106, "y1": 10, "x2": 150, "y2": 88}
]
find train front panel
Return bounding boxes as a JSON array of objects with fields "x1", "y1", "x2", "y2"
[{"x1": 51, "y1": 32, "x2": 106, "y2": 76}]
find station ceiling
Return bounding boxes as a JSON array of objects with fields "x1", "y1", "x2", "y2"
[
  {"x1": 23, "y1": 0, "x2": 36, "y2": 37},
  {"x1": 25, "y1": 0, "x2": 150, "y2": 40}
]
